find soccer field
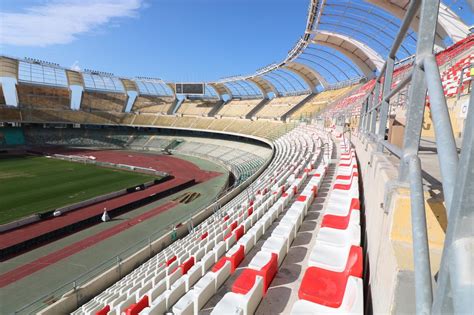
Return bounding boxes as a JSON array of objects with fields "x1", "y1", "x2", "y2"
[{"x1": 0, "y1": 155, "x2": 157, "y2": 225}]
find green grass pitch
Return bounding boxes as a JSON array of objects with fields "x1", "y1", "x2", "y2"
[{"x1": 0, "y1": 155, "x2": 158, "y2": 225}]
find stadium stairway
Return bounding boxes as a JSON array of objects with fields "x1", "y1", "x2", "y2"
[
  {"x1": 245, "y1": 99, "x2": 270, "y2": 120},
  {"x1": 281, "y1": 93, "x2": 317, "y2": 121}
]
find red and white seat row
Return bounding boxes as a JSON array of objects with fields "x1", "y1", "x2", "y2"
[
  {"x1": 211, "y1": 157, "x2": 331, "y2": 315},
  {"x1": 441, "y1": 54, "x2": 473, "y2": 98},
  {"x1": 169, "y1": 132, "x2": 328, "y2": 315},
  {"x1": 72, "y1": 125, "x2": 325, "y2": 315},
  {"x1": 291, "y1": 139, "x2": 364, "y2": 314}
]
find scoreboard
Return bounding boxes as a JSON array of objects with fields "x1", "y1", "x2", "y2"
[{"x1": 175, "y1": 83, "x2": 205, "y2": 95}]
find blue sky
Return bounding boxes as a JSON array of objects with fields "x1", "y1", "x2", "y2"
[
  {"x1": 0, "y1": 0, "x2": 472, "y2": 82},
  {"x1": 0, "y1": 0, "x2": 308, "y2": 82}
]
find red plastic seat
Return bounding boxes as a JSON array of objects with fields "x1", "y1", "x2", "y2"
[
  {"x1": 247, "y1": 207, "x2": 254, "y2": 216},
  {"x1": 125, "y1": 295, "x2": 149, "y2": 315},
  {"x1": 166, "y1": 255, "x2": 177, "y2": 266},
  {"x1": 232, "y1": 253, "x2": 278, "y2": 295},
  {"x1": 227, "y1": 245, "x2": 245, "y2": 272},
  {"x1": 321, "y1": 199, "x2": 360, "y2": 230},
  {"x1": 234, "y1": 225, "x2": 244, "y2": 241},
  {"x1": 180, "y1": 257, "x2": 195, "y2": 275},
  {"x1": 212, "y1": 245, "x2": 245, "y2": 273},
  {"x1": 297, "y1": 195, "x2": 307, "y2": 202},
  {"x1": 333, "y1": 174, "x2": 358, "y2": 191},
  {"x1": 298, "y1": 246, "x2": 363, "y2": 308},
  {"x1": 96, "y1": 305, "x2": 110, "y2": 315},
  {"x1": 335, "y1": 169, "x2": 358, "y2": 181},
  {"x1": 230, "y1": 220, "x2": 238, "y2": 231}
]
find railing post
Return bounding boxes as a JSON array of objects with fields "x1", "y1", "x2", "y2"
[
  {"x1": 377, "y1": 57, "x2": 395, "y2": 151},
  {"x1": 370, "y1": 82, "x2": 381, "y2": 135},
  {"x1": 423, "y1": 55, "x2": 459, "y2": 215},
  {"x1": 408, "y1": 155, "x2": 433, "y2": 314},
  {"x1": 399, "y1": 0, "x2": 438, "y2": 181},
  {"x1": 358, "y1": 98, "x2": 367, "y2": 132},
  {"x1": 432, "y1": 82, "x2": 474, "y2": 314}
]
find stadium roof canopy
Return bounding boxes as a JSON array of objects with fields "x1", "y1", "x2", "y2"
[
  {"x1": 213, "y1": 0, "x2": 470, "y2": 97},
  {"x1": 1, "y1": 0, "x2": 470, "y2": 101}
]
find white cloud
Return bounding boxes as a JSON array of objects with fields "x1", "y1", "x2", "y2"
[
  {"x1": 0, "y1": 0, "x2": 143, "y2": 47},
  {"x1": 70, "y1": 60, "x2": 81, "y2": 71}
]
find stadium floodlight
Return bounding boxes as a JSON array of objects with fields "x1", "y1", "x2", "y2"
[
  {"x1": 135, "y1": 76, "x2": 164, "y2": 83},
  {"x1": 83, "y1": 69, "x2": 115, "y2": 77},
  {"x1": 23, "y1": 57, "x2": 60, "y2": 68}
]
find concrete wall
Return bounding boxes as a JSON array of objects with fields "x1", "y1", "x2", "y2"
[{"x1": 353, "y1": 135, "x2": 445, "y2": 314}]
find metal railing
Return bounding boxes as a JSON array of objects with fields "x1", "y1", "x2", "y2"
[
  {"x1": 14, "y1": 208, "x2": 198, "y2": 314},
  {"x1": 356, "y1": 0, "x2": 473, "y2": 313}
]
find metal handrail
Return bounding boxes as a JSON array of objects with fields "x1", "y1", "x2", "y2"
[{"x1": 356, "y1": 0, "x2": 472, "y2": 313}]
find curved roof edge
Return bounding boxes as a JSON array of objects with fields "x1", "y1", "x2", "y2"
[
  {"x1": 367, "y1": 0, "x2": 470, "y2": 46},
  {"x1": 284, "y1": 61, "x2": 328, "y2": 90},
  {"x1": 312, "y1": 30, "x2": 385, "y2": 77},
  {"x1": 247, "y1": 76, "x2": 279, "y2": 97}
]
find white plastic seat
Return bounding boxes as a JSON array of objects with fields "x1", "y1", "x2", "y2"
[
  {"x1": 111, "y1": 294, "x2": 129, "y2": 309},
  {"x1": 147, "y1": 278, "x2": 166, "y2": 303},
  {"x1": 317, "y1": 225, "x2": 361, "y2": 247},
  {"x1": 166, "y1": 268, "x2": 182, "y2": 289},
  {"x1": 165, "y1": 277, "x2": 186, "y2": 309},
  {"x1": 308, "y1": 243, "x2": 352, "y2": 272},
  {"x1": 172, "y1": 290, "x2": 194, "y2": 315},
  {"x1": 234, "y1": 232, "x2": 252, "y2": 254},
  {"x1": 261, "y1": 235, "x2": 288, "y2": 266},
  {"x1": 248, "y1": 223, "x2": 263, "y2": 241},
  {"x1": 183, "y1": 263, "x2": 203, "y2": 291},
  {"x1": 141, "y1": 295, "x2": 166, "y2": 315},
  {"x1": 211, "y1": 276, "x2": 264, "y2": 315},
  {"x1": 213, "y1": 241, "x2": 226, "y2": 260},
  {"x1": 225, "y1": 233, "x2": 237, "y2": 251},
  {"x1": 194, "y1": 273, "x2": 217, "y2": 313},
  {"x1": 212, "y1": 260, "x2": 232, "y2": 290},
  {"x1": 271, "y1": 222, "x2": 295, "y2": 249}
]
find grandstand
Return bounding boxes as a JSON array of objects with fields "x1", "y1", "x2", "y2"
[
  {"x1": 217, "y1": 98, "x2": 265, "y2": 118},
  {"x1": 177, "y1": 99, "x2": 222, "y2": 117},
  {"x1": 255, "y1": 94, "x2": 310, "y2": 119},
  {"x1": 0, "y1": 1, "x2": 473, "y2": 315}
]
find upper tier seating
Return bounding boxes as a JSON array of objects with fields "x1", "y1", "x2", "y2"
[
  {"x1": 441, "y1": 54, "x2": 473, "y2": 98},
  {"x1": 0, "y1": 105, "x2": 294, "y2": 140},
  {"x1": 178, "y1": 99, "x2": 221, "y2": 117},
  {"x1": 290, "y1": 86, "x2": 357, "y2": 119},
  {"x1": 217, "y1": 99, "x2": 263, "y2": 118},
  {"x1": 324, "y1": 80, "x2": 375, "y2": 118},
  {"x1": 324, "y1": 35, "x2": 474, "y2": 119},
  {"x1": 0, "y1": 106, "x2": 21, "y2": 122},
  {"x1": 256, "y1": 95, "x2": 309, "y2": 119},
  {"x1": 132, "y1": 96, "x2": 175, "y2": 114},
  {"x1": 81, "y1": 91, "x2": 127, "y2": 112},
  {"x1": 17, "y1": 84, "x2": 70, "y2": 110}
]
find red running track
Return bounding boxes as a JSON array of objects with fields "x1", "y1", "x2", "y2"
[
  {"x1": 0, "y1": 201, "x2": 177, "y2": 287},
  {"x1": 0, "y1": 177, "x2": 190, "y2": 250},
  {"x1": 1, "y1": 151, "x2": 221, "y2": 251},
  {"x1": 44, "y1": 149, "x2": 221, "y2": 183}
]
